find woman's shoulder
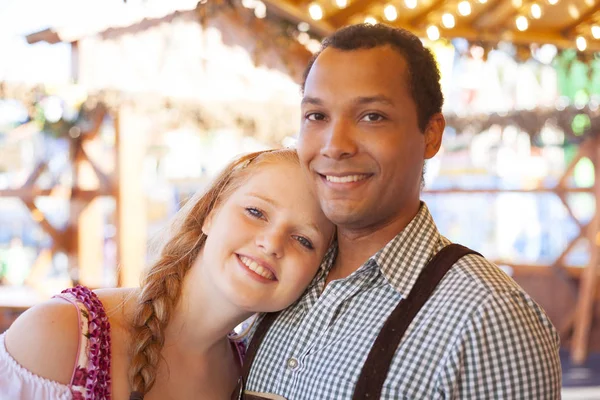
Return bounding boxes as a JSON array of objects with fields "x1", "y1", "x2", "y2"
[
  {"x1": 4, "y1": 285, "x2": 131, "y2": 386},
  {"x1": 4, "y1": 296, "x2": 81, "y2": 385}
]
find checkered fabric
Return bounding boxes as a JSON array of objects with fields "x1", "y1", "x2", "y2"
[{"x1": 246, "y1": 203, "x2": 562, "y2": 399}]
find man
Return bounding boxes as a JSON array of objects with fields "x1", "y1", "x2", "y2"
[{"x1": 243, "y1": 23, "x2": 561, "y2": 399}]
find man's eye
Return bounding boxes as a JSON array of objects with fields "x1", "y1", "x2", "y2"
[
  {"x1": 294, "y1": 235, "x2": 314, "y2": 250},
  {"x1": 306, "y1": 113, "x2": 326, "y2": 121},
  {"x1": 245, "y1": 207, "x2": 264, "y2": 219},
  {"x1": 360, "y1": 113, "x2": 384, "y2": 122}
]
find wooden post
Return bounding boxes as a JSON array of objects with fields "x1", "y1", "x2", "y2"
[
  {"x1": 115, "y1": 106, "x2": 148, "y2": 287},
  {"x1": 571, "y1": 135, "x2": 600, "y2": 364}
]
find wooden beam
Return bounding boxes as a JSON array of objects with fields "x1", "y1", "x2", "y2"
[
  {"x1": 471, "y1": 0, "x2": 505, "y2": 29},
  {"x1": 25, "y1": 28, "x2": 62, "y2": 44},
  {"x1": 262, "y1": 0, "x2": 334, "y2": 37},
  {"x1": 571, "y1": 135, "x2": 600, "y2": 365},
  {"x1": 424, "y1": 187, "x2": 593, "y2": 194},
  {"x1": 561, "y1": 5, "x2": 600, "y2": 36},
  {"x1": 409, "y1": 0, "x2": 447, "y2": 28},
  {"x1": 327, "y1": 0, "x2": 374, "y2": 27}
]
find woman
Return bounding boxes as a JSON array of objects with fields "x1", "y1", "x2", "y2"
[{"x1": 0, "y1": 149, "x2": 334, "y2": 399}]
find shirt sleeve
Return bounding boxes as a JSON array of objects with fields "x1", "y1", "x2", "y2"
[
  {"x1": 0, "y1": 333, "x2": 72, "y2": 400},
  {"x1": 435, "y1": 289, "x2": 562, "y2": 399}
]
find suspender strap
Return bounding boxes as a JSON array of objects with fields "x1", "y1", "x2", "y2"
[
  {"x1": 232, "y1": 312, "x2": 281, "y2": 399},
  {"x1": 352, "y1": 244, "x2": 480, "y2": 400}
]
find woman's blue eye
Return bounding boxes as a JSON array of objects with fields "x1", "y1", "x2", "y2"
[
  {"x1": 294, "y1": 235, "x2": 314, "y2": 250},
  {"x1": 246, "y1": 207, "x2": 264, "y2": 219}
]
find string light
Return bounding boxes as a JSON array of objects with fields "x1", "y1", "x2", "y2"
[
  {"x1": 335, "y1": 0, "x2": 347, "y2": 9},
  {"x1": 530, "y1": 3, "x2": 542, "y2": 19},
  {"x1": 568, "y1": 4, "x2": 579, "y2": 19},
  {"x1": 384, "y1": 4, "x2": 398, "y2": 21},
  {"x1": 364, "y1": 16, "x2": 378, "y2": 24},
  {"x1": 426, "y1": 25, "x2": 440, "y2": 40},
  {"x1": 404, "y1": 0, "x2": 417, "y2": 10},
  {"x1": 442, "y1": 13, "x2": 456, "y2": 28},
  {"x1": 592, "y1": 25, "x2": 600, "y2": 39},
  {"x1": 516, "y1": 15, "x2": 529, "y2": 31},
  {"x1": 308, "y1": 3, "x2": 323, "y2": 20},
  {"x1": 576, "y1": 36, "x2": 587, "y2": 51},
  {"x1": 458, "y1": 1, "x2": 471, "y2": 16}
]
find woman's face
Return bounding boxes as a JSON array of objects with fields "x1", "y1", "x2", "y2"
[{"x1": 200, "y1": 160, "x2": 334, "y2": 312}]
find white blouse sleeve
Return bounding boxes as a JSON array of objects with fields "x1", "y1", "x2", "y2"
[{"x1": 0, "y1": 333, "x2": 72, "y2": 400}]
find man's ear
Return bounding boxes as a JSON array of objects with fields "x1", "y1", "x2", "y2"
[{"x1": 424, "y1": 113, "x2": 445, "y2": 160}]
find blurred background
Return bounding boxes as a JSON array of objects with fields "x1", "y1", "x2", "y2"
[{"x1": 0, "y1": 0, "x2": 599, "y2": 396}]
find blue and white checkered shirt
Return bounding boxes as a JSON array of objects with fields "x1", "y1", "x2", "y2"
[{"x1": 246, "y1": 203, "x2": 561, "y2": 399}]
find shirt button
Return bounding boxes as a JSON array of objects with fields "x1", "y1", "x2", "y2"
[{"x1": 286, "y1": 357, "x2": 299, "y2": 370}]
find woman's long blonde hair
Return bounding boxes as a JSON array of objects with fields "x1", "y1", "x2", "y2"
[{"x1": 128, "y1": 149, "x2": 299, "y2": 396}]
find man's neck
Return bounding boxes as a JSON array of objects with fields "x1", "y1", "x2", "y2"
[{"x1": 325, "y1": 203, "x2": 421, "y2": 286}]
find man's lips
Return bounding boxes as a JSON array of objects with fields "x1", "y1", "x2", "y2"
[{"x1": 317, "y1": 172, "x2": 373, "y2": 185}]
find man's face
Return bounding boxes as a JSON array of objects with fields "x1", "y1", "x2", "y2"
[{"x1": 298, "y1": 46, "x2": 442, "y2": 231}]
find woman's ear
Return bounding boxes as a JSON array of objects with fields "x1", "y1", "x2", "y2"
[{"x1": 202, "y1": 210, "x2": 215, "y2": 236}]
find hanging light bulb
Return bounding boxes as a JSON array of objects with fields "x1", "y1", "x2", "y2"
[
  {"x1": 576, "y1": 36, "x2": 587, "y2": 51},
  {"x1": 427, "y1": 25, "x2": 440, "y2": 41},
  {"x1": 516, "y1": 15, "x2": 529, "y2": 31},
  {"x1": 335, "y1": 0, "x2": 348, "y2": 8},
  {"x1": 458, "y1": 1, "x2": 471, "y2": 16},
  {"x1": 384, "y1": 4, "x2": 398, "y2": 21},
  {"x1": 364, "y1": 16, "x2": 378, "y2": 24},
  {"x1": 592, "y1": 25, "x2": 600, "y2": 39},
  {"x1": 530, "y1": 3, "x2": 542, "y2": 19},
  {"x1": 404, "y1": 0, "x2": 417, "y2": 10},
  {"x1": 442, "y1": 13, "x2": 456, "y2": 28},
  {"x1": 308, "y1": 3, "x2": 323, "y2": 20}
]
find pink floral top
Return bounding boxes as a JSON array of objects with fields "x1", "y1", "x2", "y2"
[
  {"x1": 0, "y1": 285, "x2": 111, "y2": 399},
  {"x1": 0, "y1": 286, "x2": 246, "y2": 400}
]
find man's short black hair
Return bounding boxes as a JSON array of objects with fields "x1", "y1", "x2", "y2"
[{"x1": 301, "y1": 23, "x2": 444, "y2": 133}]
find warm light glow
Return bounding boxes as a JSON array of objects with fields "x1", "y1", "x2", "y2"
[
  {"x1": 512, "y1": 0, "x2": 523, "y2": 7},
  {"x1": 547, "y1": 0, "x2": 558, "y2": 4},
  {"x1": 384, "y1": 4, "x2": 398, "y2": 21},
  {"x1": 404, "y1": 0, "x2": 417, "y2": 10},
  {"x1": 592, "y1": 25, "x2": 600, "y2": 39},
  {"x1": 568, "y1": 4, "x2": 579, "y2": 19},
  {"x1": 530, "y1": 3, "x2": 542, "y2": 19},
  {"x1": 516, "y1": 15, "x2": 529, "y2": 31},
  {"x1": 458, "y1": 1, "x2": 471, "y2": 16},
  {"x1": 427, "y1": 25, "x2": 440, "y2": 41},
  {"x1": 308, "y1": 3, "x2": 323, "y2": 20},
  {"x1": 442, "y1": 13, "x2": 456, "y2": 28},
  {"x1": 576, "y1": 36, "x2": 587, "y2": 51},
  {"x1": 335, "y1": 0, "x2": 348, "y2": 9},
  {"x1": 364, "y1": 16, "x2": 378, "y2": 25},
  {"x1": 478, "y1": 0, "x2": 487, "y2": 3},
  {"x1": 254, "y1": 1, "x2": 266, "y2": 18}
]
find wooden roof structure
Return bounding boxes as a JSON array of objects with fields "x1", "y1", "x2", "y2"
[{"x1": 263, "y1": 0, "x2": 600, "y2": 52}]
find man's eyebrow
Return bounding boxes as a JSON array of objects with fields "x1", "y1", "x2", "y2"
[
  {"x1": 353, "y1": 95, "x2": 395, "y2": 106},
  {"x1": 301, "y1": 97, "x2": 324, "y2": 106}
]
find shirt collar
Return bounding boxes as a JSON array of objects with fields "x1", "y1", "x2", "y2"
[
  {"x1": 309, "y1": 202, "x2": 443, "y2": 297},
  {"x1": 372, "y1": 202, "x2": 444, "y2": 297}
]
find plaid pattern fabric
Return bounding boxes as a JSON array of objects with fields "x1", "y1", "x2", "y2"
[{"x1": 246, "y1": 203, "x2": 562, "y2": 399}]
